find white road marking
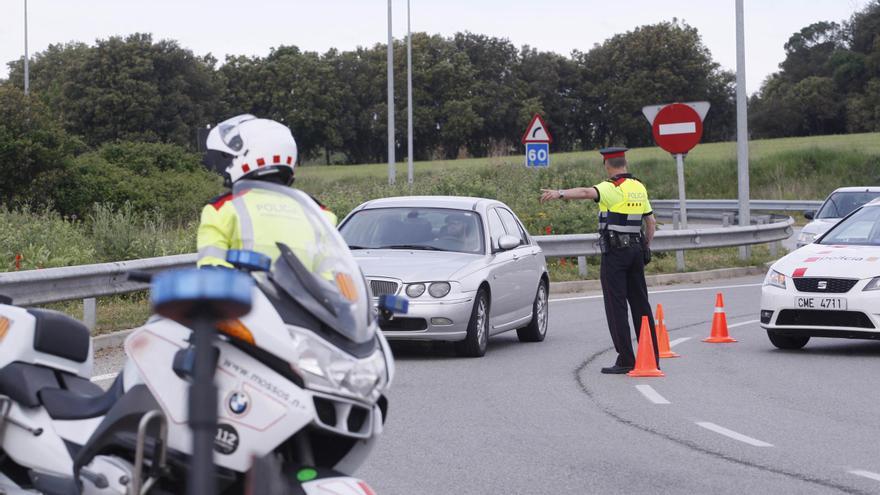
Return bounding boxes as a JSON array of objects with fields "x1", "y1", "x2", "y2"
[
  {"x1": 696, "y1": 422, "x2": 773, "y2": 447},
  {"x1": 727, "y1": 319, "x2": 759, "y2": 329},
  {"x1": 550, "y1": 283, "x2": 762, "y2": 303},
  {"x1": 849, "y1": 470, "x2": 880, "y2": 482},
  {"x1": 635, "y1": 385, "x2": 670, "y2": 404},
  {"x1": 659, "y1": 122, "x2": 697, "y2": 135},
  {"x1": 91, "y1": 372, "x2": 118, "y2": 383},
  {"x1": 669, "y1": 337, "x2": 691, "y2": 348}
]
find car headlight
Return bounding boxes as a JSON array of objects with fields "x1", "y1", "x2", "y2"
[
  {"x1": 405, "y1": 283, "x2": 425, "y2": 298},
  {"x1": 428, "y1": 282, "x2": 451, "y2": 298},
  {"x1": 764, "y1": 269, "x2": 786, "y2": 289},
  {"x1": 797, "y1": 231, "x2": 816, "y2": 244},
  {"x1": 863, "y1": 277, "x2": 880, "y2": 291},
  {"x1": 287, "y1": 325, "x2": 388, "y2": 403}
]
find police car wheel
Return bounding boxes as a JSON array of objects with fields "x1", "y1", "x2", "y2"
[
  {"x1": 517, "y1": 281, "x2": 548, "y2": 343},
  {"x1": 455, "y1": 289, "x2": 489, "y2": 357},
  {"x1": 767, "y1": 330, "x2": 810, "y2": 350}
]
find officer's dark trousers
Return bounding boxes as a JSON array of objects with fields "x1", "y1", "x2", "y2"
[{"x1": 599, "y1": 245, "x2": 658, "y2": 368}]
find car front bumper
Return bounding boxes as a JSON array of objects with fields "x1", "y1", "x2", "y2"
[
  {"x1": 376, "y1": 295, "x2": 475, "y2": 342},
  {"x1": 760, "y1": 284, "x2": 880, "y2": 338}
]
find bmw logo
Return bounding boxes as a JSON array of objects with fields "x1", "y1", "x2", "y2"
[{"x1": 227, "y1": 391, "x2": 250, "y2": 416}]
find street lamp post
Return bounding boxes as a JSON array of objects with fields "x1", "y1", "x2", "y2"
[
  {"x1": 387, "y1": 0, "x2": 396, "y2": 185},
  {"x1": 24, "y1": 0, "x2": 30, "y2": 95},
  {"x1": 406, "y1": 0, "x2": 414, "y2": 186},
  {"x1": 735, "y1": 0, "x2": 750, "y2": 259}
]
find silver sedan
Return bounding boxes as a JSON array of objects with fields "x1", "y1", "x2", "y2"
[{"x1": 339, "y1": 196, "x2": 549, "y2": 357}]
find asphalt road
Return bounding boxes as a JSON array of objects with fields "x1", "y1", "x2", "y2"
[
  {"x1": 357, "y1": 275, "x2": 880, "y2": 495},
  {"x1": 91, "y1": 274, "x2": 880, "y2": 494}
]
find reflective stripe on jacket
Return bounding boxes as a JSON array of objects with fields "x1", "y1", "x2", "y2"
[{"x1": 593, "y1": 174, "x2": 653, "y2": 234}]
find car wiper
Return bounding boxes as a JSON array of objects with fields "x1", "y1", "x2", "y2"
[
  {"x1": 383, "y1": 244, "x2": 443, "y2": 251},
  {"x1": 347, "y1": 245, "x2": 369, "y2": 250}
]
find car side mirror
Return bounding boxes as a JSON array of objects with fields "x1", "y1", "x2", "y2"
[
  {"x1": 804, "y1": 210, "x2": 815, "y2": 220},
  {"x1": 498, "y1": 234, "x2": 520, "y2": 251}
]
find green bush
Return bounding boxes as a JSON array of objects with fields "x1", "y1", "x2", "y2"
[
  {"x1": 48, "y1": 141, "x2": 224, "y2": 222},
  {"x1": 0, "y1": 204, "x2": 95, "y2": 270},
  {"x1": 88, "y1": 202, "x2": 196, "y2": 261}
]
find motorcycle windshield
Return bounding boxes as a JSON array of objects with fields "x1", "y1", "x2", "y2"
[{"x1": 231, "y1": 180, "x2": 373, "y2": 344}]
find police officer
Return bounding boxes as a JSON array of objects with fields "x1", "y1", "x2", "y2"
[
  {"x1": 540, "y1": 147, "x2": 658, "y2": 374},
  {"x1": 198, "y1": 114, "x2": 337, "y2": 268}
]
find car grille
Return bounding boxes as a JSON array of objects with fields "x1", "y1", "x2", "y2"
[
  {"x1": 369, "y1": 280, "x2": 399, "y2": 296},
  {"x1": 792, "y1": 278, "x2": 858, "y2": 293},
  {"x1": 776, "y1": 310, "x2": 875, "y2": 328},
  {"x1": 379, "y1": 317, "x2": 428, "y2": 331}
]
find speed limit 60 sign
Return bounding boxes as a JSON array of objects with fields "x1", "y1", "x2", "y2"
[{"x1": 526, "y1": 143, "x2": 549, "y2": 167}]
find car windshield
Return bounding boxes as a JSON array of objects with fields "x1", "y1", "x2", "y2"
[
  {"x1": 818, "y1": 205, "x2": 880, "y2": 246},
  {"x1": 340, "y1": 207, "x2": 484, "y2": 254},
  {"x1": 815, "y1": 191, "x2": 880, "y2": 219},
  {"x1": 232, "y1": 180, "x2": 373, "y2": 344}
]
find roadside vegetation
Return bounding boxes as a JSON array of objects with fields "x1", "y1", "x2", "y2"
[{"x1": 3, "y1": 132, "x2": 878, "y2": 272}]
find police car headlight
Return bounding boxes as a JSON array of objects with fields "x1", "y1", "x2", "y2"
[
  {"x1": 287, "y1": 325, "x2": 388, "y2": 403},
  {"x1": 764, "y1": 269, "x2": 786, "y2": 289},
  {"x1": 428, "y1": 282, "x2": 451, "y2": 298},
  {"x1": 797, "y1": 232, "x2": 816, "y2": 244},
  {"x1": 863, "y1": 277, "x2": 880, "y2": 292},
  {"x1": 405, "y1": 283, "x2": 425, "y2": 298}
]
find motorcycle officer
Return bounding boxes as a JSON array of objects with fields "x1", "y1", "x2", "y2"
[{"x1": 198, "y1": 114, "x2": 337, "y2": 268}]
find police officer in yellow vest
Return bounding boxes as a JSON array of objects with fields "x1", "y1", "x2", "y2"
[
  {"x1": 540, "y1": 147, "x2": 658, "y2": 374},
  {"x1": 198, "y1": 114, "x2": 337, "y2": 268}
]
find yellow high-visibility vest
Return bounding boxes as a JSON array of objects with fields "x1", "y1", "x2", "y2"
[
  {"x1": 593, "y1": 174, "x2": 653, "y2": 234},
  {"x1": 197, "y1": 188, "x2": 324, "y2": 269}
]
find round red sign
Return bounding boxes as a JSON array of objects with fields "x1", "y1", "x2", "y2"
[{"x1": 651, "y1": 103, "x2": 703, "y2": 154}]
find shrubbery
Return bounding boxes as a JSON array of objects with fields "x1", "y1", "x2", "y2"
[{"x1": 0, "y1": 203, "x2": 196, "y2": 271}]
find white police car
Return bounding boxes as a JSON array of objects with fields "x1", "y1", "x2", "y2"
[{"x1": 761, "y1": 198, "x2": 880, "y2": 349}]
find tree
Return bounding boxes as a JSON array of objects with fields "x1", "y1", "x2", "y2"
[
  {"x1": 9, "y1": 34, "x2": 222, "y2": 149},
  {"x1": 575, "y1": 21, "x2": 735, "y2": 147},
  {"x1": 0, "y1": 86, "x2": 81, "y2": 205}
]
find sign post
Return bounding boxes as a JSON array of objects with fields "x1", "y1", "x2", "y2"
[
  {"x1": 642, "y1": 101, "x2": 710, "y2": 227},
  {"x1": 643, "y1": 102, "x2": 710, "y2": 270},
  {"x1": 522, "y1": 114, "x2": 552, "y2": 168}
]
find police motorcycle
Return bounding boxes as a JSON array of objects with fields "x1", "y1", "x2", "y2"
[{"x1": 0, "y1": 180, "x2": 405, "y2": 494}]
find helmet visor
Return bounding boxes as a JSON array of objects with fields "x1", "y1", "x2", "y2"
[{"x1": 205, "y1": 114, "x2": 257, "y2": 155}]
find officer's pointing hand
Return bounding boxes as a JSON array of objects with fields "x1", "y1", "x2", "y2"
[{"x1": 540, "y1": 189, "x2": 560, "y2": 203}]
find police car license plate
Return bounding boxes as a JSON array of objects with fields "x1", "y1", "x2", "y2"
[{"x1": 795, "y1": 297, "x2": 847, "y2": 310}]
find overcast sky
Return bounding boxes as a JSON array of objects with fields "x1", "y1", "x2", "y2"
[{"x1": 0, "y1": 1, "x2": 870, "y2": 94}]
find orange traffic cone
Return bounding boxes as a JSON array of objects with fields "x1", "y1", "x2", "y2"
[
  {"x1": 656, "y1": 304, "x2": 680, "y2": 358},
  {"x1": 703, "y1": 293, "x2": 737, "y2": 343},
  {"x1": 628, "y1": 316, "x2": 664, "y2": 377}
]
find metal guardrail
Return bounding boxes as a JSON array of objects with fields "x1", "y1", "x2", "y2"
[
  {"x1": 652, "y1": 199, "x2": 822, "y2": 212},
  {"x1": 0, "y1": 216, "x2": 794, "y2": 308},
  {"x1": 534, "y1": 216, "x2": 793, "y2": 257},
  {"x1": 0, "y1": 254, "x2": 196, "y2": 306}
]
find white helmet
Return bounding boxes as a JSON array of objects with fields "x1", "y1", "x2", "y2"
[{"x1": 204, "y1": 114, "x2": 298, "y2": 185}]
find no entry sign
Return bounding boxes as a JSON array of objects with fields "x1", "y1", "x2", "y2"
[{"x1": 650, "y1": 103, "x2": 704, "y2": 154}]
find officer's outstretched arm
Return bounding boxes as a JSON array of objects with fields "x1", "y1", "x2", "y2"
[
  {"x1": 540, "y1": 187, "x2": 598, "y2": 202},
  {"x1": 644, "y1": 214, "x2": 656, "y2": 246}
]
